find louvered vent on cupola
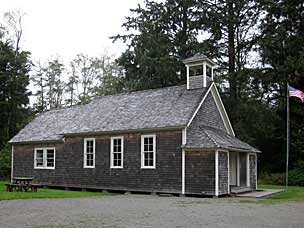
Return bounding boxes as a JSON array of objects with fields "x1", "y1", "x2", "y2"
[{"x1": 182, "y1": 54, "x2": 216, "y2": 89}]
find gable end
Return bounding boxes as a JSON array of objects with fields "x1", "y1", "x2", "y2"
[{"x1": 187, "y1": 83, "x2": 234, "y2": 136}]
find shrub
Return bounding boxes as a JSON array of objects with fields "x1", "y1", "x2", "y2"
[{"x1": 259, "y1": 162, "x2": 304, "y2": 187}]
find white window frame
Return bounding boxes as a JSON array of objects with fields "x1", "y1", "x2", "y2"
[
  {"x1": 34, "y1": 147, "x2": 56, "y2": 169},
  {"x1": 141, "y1": 134, "x2": 156, "y2": 169},
  {"x1": 110, "y1": 136, "x2": 124, "y2": 168},
  {"x1": 84, "y1": 138, "x2": 95, "y2": 168}
]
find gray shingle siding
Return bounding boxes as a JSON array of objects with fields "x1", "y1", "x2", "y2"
[
  {"x1": 13, "y1": 131, "x2": 183, "y2": 193},
  {"x1": 249, "y1": 154, "x2": 257, "y2": 190},
  {"x1": 185, "y1": 151, "x2": 215, "y2": 195},
  {"x1": 218, "y1": 151, "x2": 229, "y2": 195}
]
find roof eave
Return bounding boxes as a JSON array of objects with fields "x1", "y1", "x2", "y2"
[
  {"x1": 61, "y1": 125, "x2": 186, "y2": 137},
  {"x1": 9, "y1": 139, "x2": 64, "y2": 145},
  {"x1": 182, "y1": 145, "x2": 261, "y2": 153}
]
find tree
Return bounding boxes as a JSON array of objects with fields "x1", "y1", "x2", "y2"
[
  {"x1": 45, "y1": 58, "x2": 65, "y2": 109},
  {"x1": 112, "y1": 0, "x2": 202, "y2": 91},
  {"x1": 65, "y1": 62, "x2": 79, "y2": 106},
  {"x1": 93, "y1": 54, "x2": 124, "y2": 96},
  {"x1": 257, "y1": 0, "x2": 304, "y2": 172},
  {"x1": 70, "y1": 54, "x2": 100, "y2": 104},
  {"x1": 0, "y1": 34, "x2": 31, "y2": 150},
  {"x1": 197, "y1": 0, "x2": 262, "y2": 124},
  {"x1": 32, "y1": 61, "x2": 48, "y2": 112}
]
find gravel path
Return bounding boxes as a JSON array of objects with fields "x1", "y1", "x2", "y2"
[{"x1": 0, "y1": 195, "x2": 304, "y2": 228}]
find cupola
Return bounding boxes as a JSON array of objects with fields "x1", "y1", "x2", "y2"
[{"x1": 182, "y1": 54, "x2": 216, "y2": 89}]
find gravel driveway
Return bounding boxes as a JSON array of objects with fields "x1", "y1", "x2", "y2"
[{"x1": 0, "y1": 194, "x2": 304, "y2": 228}]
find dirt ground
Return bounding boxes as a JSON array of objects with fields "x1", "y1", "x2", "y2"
[{"x1": 0, "y1": 194, "x2": 304, "y2": 228}]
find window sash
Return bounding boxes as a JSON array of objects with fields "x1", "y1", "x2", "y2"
[
  {"x1": 34, "y1": 148, "x2": 55, "y2": 169},
  {"x1": 110, "y1": 136, "x2": 124, "y2": 168},
  {"x1": 141, "y1": 135, "x2": 156, "y2": 168},
  {"x1": 84, "y1": 138, "x2": 95, "y2": 168}
]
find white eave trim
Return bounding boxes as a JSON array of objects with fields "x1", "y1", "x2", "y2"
[
  {"x1": 211, "y1": 85, "x2": 235, "y2": 136},
  {"x1": 187, "y1": 83, "x2": 214, "y2": 127}
]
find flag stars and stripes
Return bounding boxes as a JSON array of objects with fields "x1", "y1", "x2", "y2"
[{"x1": 289, "y1": 86, "x2": 304, "y2": 102}]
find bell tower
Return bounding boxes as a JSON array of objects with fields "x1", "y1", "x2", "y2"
[{"x1": 182, "y1": 54, "x2": 216, "y2": 89}]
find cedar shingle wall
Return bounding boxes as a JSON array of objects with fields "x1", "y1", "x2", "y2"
[
  {"x1": 218, "y1": 151, "x2": 228, "y2": 195},
  {"x1": 13, "y1": 130, "x2": 182, "y2": 193},
  {"x1": 249, "y1": 154, "x2": 257, "y2": 190},
  {"x1": 185, "y1": 151, "x2": 215, "y2": 195}
]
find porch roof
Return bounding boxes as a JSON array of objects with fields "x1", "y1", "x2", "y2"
[{"x1": 183, "y1": 126, "x2": 261, "y2": 153}]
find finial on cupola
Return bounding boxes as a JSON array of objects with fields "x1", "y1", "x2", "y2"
[{"x1": 182, "y1": 53, "x2": 216, "y2": 89}]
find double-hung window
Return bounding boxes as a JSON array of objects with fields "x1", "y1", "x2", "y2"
[
  {"x1": 141, "y1": 134, "x2": 156, "y2": 168},
  {"x1": 34, "y1": 148, "x2": 55, "y2": 169},
  {"x1": 84, "y1": 138, "x2": 95, "y2": 168},
  {"x1": 110, "y1": 136, "x2": 124, "y2": 168}
]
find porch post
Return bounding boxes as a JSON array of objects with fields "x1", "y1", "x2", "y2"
[
  {"x1": 11, "y1": 145, "x2": 14, "y2": 182},
  {"x1": 237, "y1": 152, "x2": 240, "y2": 186},
  {"x1": 247, "y1": 153, "x2": 250, "y2": 187},
  {"x1": 215, "y1": 150, "x2": 219, "y2": 196}
]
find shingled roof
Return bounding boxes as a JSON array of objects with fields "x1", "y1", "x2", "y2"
[
  {"x1": 10, "y1": 84, "x2": 210, "y2": 143},
  {"x1": 183, "y1": 125, "x2": 260, "y2": 153}
]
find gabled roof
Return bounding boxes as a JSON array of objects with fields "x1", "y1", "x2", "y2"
[
  {"x1": 183, "y1": 125, "x2": 261, "y2": 153},
  {"x1": 10, "y1": 84, "x2": 210, "y2": 143}
]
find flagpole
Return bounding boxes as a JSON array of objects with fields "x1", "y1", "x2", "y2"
[{"x1": 286, "y1": 82, "x2": 290, "y2": 188}]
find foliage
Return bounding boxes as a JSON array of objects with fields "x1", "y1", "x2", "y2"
[
  {"x1": 260, "y1": 161, "x2": 304, "y2": 186},
  {"x1": 112, "y1": 0, "x2": 203, "y2": 91},
  {"x1": 0, "y1": 143, "x2": 11, "y2": 179},
  {"x1": 0, "y1": 30, "x2": 31, "y2": 150},
  {"x1": 0, "y1": 181, "x2": 110, "y2": 200}
]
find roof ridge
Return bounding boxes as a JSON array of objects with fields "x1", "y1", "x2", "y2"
[
  {"x1": 91, "y1": 84, "x2": 187, "y2": 102},
  {"x1": 37, "y1": 85, "x2": 188, "y2": 115}
]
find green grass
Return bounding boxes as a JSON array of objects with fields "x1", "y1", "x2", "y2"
[
  {"x1": 0, "y1": 181, "x2": 111, "y2": 200},
  {"x1": 240, "y1": 184, "x2": 304, "y2": 204}
]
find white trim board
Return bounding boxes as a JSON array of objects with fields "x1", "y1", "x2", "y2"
[
  {"x1": 186, "y1": 83, "x2": 235, "y2": 137},
  {"x1": 34, "y1": 147, "x2": 56, "y2": 169},
  {"x1": 83, "y1": 138, "x2": 95, "y2": 168},
  {"x1": 215, "y1": 151, "x2": 219, "y2": 196},
  {"x1": 181, "y1": 128, "x2": 187, "y2": 195},
  {"x1": 187, "y1": 83, "x2": 214, "y2": 127},
  {"x1": 11, "y1": 145, "x2": 14, "y2": 181},
  {"x1": 141, "y1": 134, "x2": 156, "y2": 169},
  {"x1": 210, "y1": 85, "x2": 235, "y2": 136},
  {"x1": 110, "y1": 136, "x2": 124, "y2": 169}
]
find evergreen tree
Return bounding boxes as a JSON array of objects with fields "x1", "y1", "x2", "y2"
[
  {"x1": 112, "y1": 0, "x2": 202, "y2": 91},
  {"x1": 0, "y1": 37, "x2": 31, "y2": 150},
  {"x1": 258, "y1": 0, "x2": 304, "y2": 172}
]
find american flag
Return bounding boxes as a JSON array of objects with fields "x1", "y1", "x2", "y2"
[{"x1": 289, "y1": 86, "x2": 304, "y2": 102}]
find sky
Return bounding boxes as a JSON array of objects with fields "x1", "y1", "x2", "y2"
[{"x1": 0, "y1": 0, "x2": 145, "y2": 63}]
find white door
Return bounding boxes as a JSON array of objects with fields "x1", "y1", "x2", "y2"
[{"x1": 229, "y1": 152, "x2": 237, "y2": 186}]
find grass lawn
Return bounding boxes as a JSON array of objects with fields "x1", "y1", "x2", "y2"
[
  {"x1": 0, "y1": 181, "x2": 111, "y2": 200},
  {"x1": 241, "y1": 184, "x2": 304, "y2": 204}
]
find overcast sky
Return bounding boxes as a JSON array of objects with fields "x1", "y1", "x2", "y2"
[{"x1": 1, "y1": 0, "x2": 145, "y2": 63}]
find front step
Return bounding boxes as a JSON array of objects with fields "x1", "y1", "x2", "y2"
[{"x1": 230, "y1": 187, "x2": 252, "y2": 194}]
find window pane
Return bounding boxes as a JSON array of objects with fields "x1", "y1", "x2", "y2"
[
  {"x1": 144, "y1": 137, "x2": 149, "y2": 144},
  {"x1": 148, "y1": 137, "x2": 153, "y2": 145},
  {"x1": 148, "y1": 144, "x2": 153, "y2": 152},
  {"x1": 144, "y1": 145, "x2": 149, "y2": 151},
  {"x1": 46, "y1": 149, "x2": 54, "y2": 167},
  {"x1": 36, "y1": 150, "x2": 44, "y2": 167}
]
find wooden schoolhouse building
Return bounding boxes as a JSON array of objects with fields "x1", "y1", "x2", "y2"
[{"x1": 10, "y1": 54, "x2": 260, "y2": 196}]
